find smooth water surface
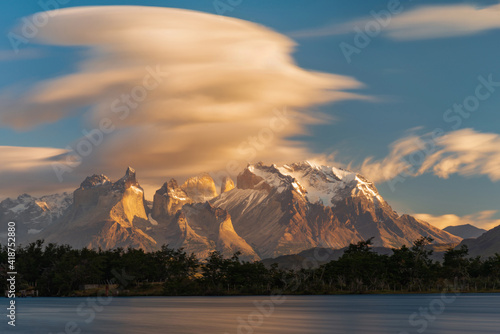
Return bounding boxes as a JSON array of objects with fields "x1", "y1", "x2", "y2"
[{"x1": 1, "y1": 294, "x2": 499, "y2": 333}]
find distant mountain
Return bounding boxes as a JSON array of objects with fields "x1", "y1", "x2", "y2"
[
  {"x1": 1, "y1": 161, "x2": 461, "y2": 260},
  {"x1": 459, "y1": 224, "x2": 500, "y2": 258},
  {"x1": 0, "y1": 192, "x2": 72, "y2": 244},
  {"x1": 444, "y1": 224, "x2": 487, "y2": 239}
]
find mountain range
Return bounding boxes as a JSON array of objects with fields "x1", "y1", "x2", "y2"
[
  {"x1": 443, "y1": 224, "x2": 487, "y2": 239},
  {"x1": 0, "y1": 162, "x2": 466, "y2": 261}
]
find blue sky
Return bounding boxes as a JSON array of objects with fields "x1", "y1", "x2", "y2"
[{"x1": 1, "y1": 0, "x2": 500, "y2": 229}]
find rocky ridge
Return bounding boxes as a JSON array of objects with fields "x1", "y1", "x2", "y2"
[{"x1": 3, "y1": 162, "x2": 462, "y2": 261}]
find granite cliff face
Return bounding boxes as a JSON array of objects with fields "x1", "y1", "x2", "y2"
[
  {"x1": 37, "y1": 167, "x2": 157, "y2": 251},
  {"x1": 4, "y1": 162, "x2": 462, "y2": 260},
  {"x1": 180, "y1": 173, "x2": 218, "y2": 203},
  {"x1": 152, "y1": 179, "x2": 193, "y2": 218},
  {"x1": 151, "y1": 201, "x2": 259, "y2": 261},
  {"x1": 220, "y1": 176, "x2": 235, "y2": 194},
  {"x1": 150, "y1": 173, "x2": 258, "y2": 261}
]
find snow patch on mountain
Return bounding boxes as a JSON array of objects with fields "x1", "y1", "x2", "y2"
[
  {"x1": 28, "y1": 229, "x2": 42, "y2": 235},
  {"x1": 9, "y1": 202, "x2": 28, "y2": 213},
  {"x1": 248, "y1": 165, "x2": 289, "y2": 193},
  {"x1": 246, "y1": 161, "x2": 384, "y2": 206},
  {"x1": 2, "y1": 192, "x2": 72, "y2": 223},
  {"x1": 130, "y1": 186, "x2": 143, "y2": 195}
]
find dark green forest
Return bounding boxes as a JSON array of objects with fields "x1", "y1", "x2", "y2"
[{"x1": 1, "y1": 238, "x2": 499, "y2": 297}]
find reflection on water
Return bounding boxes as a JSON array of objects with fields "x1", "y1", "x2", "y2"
[{"x1": 1, "y1": 294, "x2": 499, "y2": 333}]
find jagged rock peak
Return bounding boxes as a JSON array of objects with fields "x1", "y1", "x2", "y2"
[
  {"x1": 119, "y1": 166, "x2": 137, "y2": 183},
  {"x1": 18, "y1": 193, "x2": 33, "y2": 200},
  {"x1": 79, "y1": 174, "x2": 111, "y2": 190},
  {"x1": 181, "y1": 173, "x2": 218, "y2": 202},
  {"x1": 157, "y1": 178, "x2": 180, "y2": 193},
  {"x1": 221, "y1": 176, "x2": 235, "y2": 193},
  {"x1": 114, "y1": 166, "x2": 141, "y2": 191},
  {"x1": 156, "y1": 178, "x2": 190, "y2": 200},
  {"x1": 152, "y1": 178, "x2": 192, "y2": 219},
  {"x1": 125, "y1": 166, "x2": 136, "y2": 177},
  {"x1": 78, "y1": 167, "x2": 142, "y2": 194},
  {"x1": 167, "y1": 178, "x2": 179, "y2": 188}
]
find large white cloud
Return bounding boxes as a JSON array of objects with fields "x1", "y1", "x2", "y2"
[
  {"x1": 0, "y1": 6, "x2": 366, "y2": 198},
  {"x1": 291, "y1": 3, "x2": 500, "y2": 40}
]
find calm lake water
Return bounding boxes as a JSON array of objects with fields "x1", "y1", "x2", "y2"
[{"x1": 1, "y1": 294, "x2": 499, "y2": 333}]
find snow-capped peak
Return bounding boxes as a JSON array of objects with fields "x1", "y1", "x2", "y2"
[
  {"x1": 0, "y1": 192, "x2": 73, "y2": 226},
  {"x1": 243, "y1": 161, "x2": 383, "y2": 206},
  {"x1": 79, "y1": 174, "x2": 111, "y2": 189},
  {"x1": 246, "y1": 163, "x2": 294, "y2": 192}
]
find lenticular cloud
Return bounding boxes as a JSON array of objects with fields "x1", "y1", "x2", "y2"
[{"x1": 0, "y1": 6, "x2": 365, "y2": 196}]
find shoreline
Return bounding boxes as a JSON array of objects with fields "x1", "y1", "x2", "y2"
[{"x1": 13, "y1": 289, "x2": 500, "y2": 298}]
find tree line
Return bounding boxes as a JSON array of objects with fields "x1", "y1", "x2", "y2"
[{"x1": 1, "y1": 238, "x2": 499, "y2": 296}]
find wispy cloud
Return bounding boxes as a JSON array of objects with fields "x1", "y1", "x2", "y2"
[
  {"x1": 427, "y1": 129, "x2": 500, "y2": 180},
  {"x1": 414, "y1": 211, "x2": 500, "y2": 230},
  {"x1": 289, "y1": 22, "x2": 352, "y2": 39},
  {"x1": 290, "y1": 3, "x2": 500, "y2": 40},
  {"x1": 386, "y1": 4, "x2": 500, "y2": 40},
  {"x1": 0, "y1": 6, "x2": 367, "y2": 198},
  {"x1": 358, "y1": 128, "x2": 500, "y2": 183},
  {"x1": 0, "y1": 146, "x2": 76, "y2": 196}
]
